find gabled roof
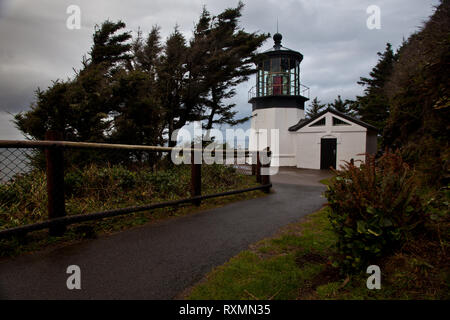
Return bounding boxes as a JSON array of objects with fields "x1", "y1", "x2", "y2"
[{"x1": 288, "y1": 108, "x2": 378, "y2": 132}]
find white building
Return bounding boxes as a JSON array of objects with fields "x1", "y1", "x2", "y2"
[{"x1": 249, "y1": 33, "x2": 378, "y2": 169}]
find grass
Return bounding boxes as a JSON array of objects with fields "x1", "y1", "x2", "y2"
[
  {"x1": 185, "y1": 205, "x2": 449, "y2": 300},
  {"x1": 0, "y1": 163, "x2": 266, "y2": 257},
  {"x1": 319, "y1": 178, "x2": 331, "y2": 186},
  {"x1": 186, "y1": 206, "x2": 337, "y2": 300}
]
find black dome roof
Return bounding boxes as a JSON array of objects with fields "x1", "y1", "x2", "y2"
[
  {"x1": 258, "y1": 32, "x2": 303, "y2": 62},
  {"x1": 273, "y1": 32, "x2": 282, "y2": 44}
]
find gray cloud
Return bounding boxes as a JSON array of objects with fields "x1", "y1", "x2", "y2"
[{"x1": 0, "y1": 0, "x2": 440, "y2": 138}]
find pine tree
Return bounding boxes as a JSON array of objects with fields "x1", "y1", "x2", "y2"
[
  {"x1": 305, "y1": 97, "x2": 326, "y2": 118},
  {"x1": 13, "y1": 81, "x2": 73, "y2": 140},
  {"x1": 14, "y1": 20, "x2": 132, "y2": 142},
  {"x1": 157, "y1": 26, "x2": 192, "y2": 146},
  {"x1": 112, "y1": 25, "x2": 164, "y2": 146},
  {"x1": 67, "y1": 20, "x2": 132, "y2": 141},
  {"x1": 131, "y1": 26, "x2": 162, "y2": 76},
  {"x1": 110, "y1": 68, "x2": 164, "y2": 163},
  {"x1": 90, "y1": 20, "x2": 132, "y2": 68},
  {"x1": 354, "y1": 43, "x2": 397, "y2": 130},
  {"x1": 328, "y1": 95, "x2": 354, "y2": 115},
  {"x1": 200, "y1": 2, "x2": 269, "y2": 131}
]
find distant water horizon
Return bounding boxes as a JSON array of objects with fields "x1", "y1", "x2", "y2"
[{"x1": 0, "y1": 148, "x2": 31, "y2": 183}]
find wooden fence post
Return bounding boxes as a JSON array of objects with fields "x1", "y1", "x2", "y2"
[
  {"x1": 191, "y1": 148, "x2": 201, "y2": 206},
  {"x1": 45, "y1": 131, "x2": 66, "y2": 236}
]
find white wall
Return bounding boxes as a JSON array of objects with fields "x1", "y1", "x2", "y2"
[
  {"x1": 295, "y1": 132, "x2": 320, "y2": 169},
  {"x1": 250, "y1": 107, "x2": 304, "y2": 167},
  {"x1": 250, "y1": 109, "x2": 374, "y2": 169},
  {"x1": 293, "y1": 112, "x2": 369, "y2": 169}
]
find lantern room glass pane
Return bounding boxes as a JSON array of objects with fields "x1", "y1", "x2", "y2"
[
  {"x1": 257, "y1": 70, "x2": 262, "y2": 97},
  {"x1": 271, "y1": 58, "x2": 280, "y2": 72},
  {"x1": 255, "y1": 56, "x2": 303, "y2": 98},
  {"x1": 264, "y1": 70, "x2": 269, "y2": 95},
  {"x1": 290, "y1": 57, "x2": 297, "y2": 69},
  {"x1": 273, "y1": 75, "x2": 282, "y2": 95},
  {"x1": 283, "y1": 75, "x2": 289, "y2": 95},
  {"x1": 281, "y1": 57, "x2": 289, "y2": 72}
]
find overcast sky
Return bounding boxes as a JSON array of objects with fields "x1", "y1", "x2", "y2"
[{"x1": 0, "y1": 0, "x2": 439, "y2": 139}]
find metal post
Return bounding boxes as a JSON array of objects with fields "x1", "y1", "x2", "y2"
[
  {"x1": 45, "y1": 131, "x2": 66, "y2": 236},
  {"x1": 261, "y1": 147, "x2": 271, "y2": 193},
  {"x1": 191, "y1": 148, "x2": 201, "y2": 206},
  {"x1": 256, "y1": 151, "x2": 261, "y2": 183},
  {"x1": 251, "y1": 151, "x2": 256, "y2": 176}
]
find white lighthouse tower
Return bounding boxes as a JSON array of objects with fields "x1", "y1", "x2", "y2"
[{"x1": 248, "y1": 32, "x2": 309, "y2": 166}]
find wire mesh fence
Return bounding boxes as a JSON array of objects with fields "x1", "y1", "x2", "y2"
[
  {"x1": 0, "y1": 140, "x2": 269, "y2": 238},
  {"x1": 0, "y1": 148, "x2": 36, "y2": 183}
]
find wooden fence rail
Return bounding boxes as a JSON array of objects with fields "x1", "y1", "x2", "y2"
[{"x1": 0, "y1": 137, "x2": 272, "y2": 239}]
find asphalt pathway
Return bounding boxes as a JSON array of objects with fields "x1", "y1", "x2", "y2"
[{"x1": 0, "y1": 169, "x2": 331, "y2": 299}]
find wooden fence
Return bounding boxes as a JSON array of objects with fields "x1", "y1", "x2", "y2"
[{"x1": 0, "y1": 135, "x2": 271, "y2": 238}]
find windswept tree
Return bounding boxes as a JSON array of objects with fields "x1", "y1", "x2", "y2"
[
  {"x1": 89, "y1": 20, "x2": 132, "y2": 68},
  {"x1": 199, "y1": 2, "x2": 269, "y2": 131},
  {"x1": 157, "y1": 26, "x2": 196, "y2": 146},
  {"x1": 14, "y1": 20, "x2": 132, "y2": 142},
  {"x1": 13, "y1": 81, "x2": 73, "y2": 140},
  {"x1": 130, "y1": 26, "x2": 162, "y2": 76},
  {"x1": 157, "y1": 3, "x2": 269, "y2": 144},
  {"x1": 111, "y1": 25, "x2": 165, "y2": 148}
]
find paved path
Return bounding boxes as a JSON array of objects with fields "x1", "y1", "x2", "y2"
[{"x1": 0, "y1": 169, "x2": 331, "y2": 299}]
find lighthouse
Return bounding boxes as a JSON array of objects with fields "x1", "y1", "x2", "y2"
[{"x1": 249, "y1": 32, "x2": 309, "y2": 167}]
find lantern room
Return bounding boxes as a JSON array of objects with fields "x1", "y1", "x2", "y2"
[{"x1": 249, "y1": 33, "x2": 309, "y2": 110}]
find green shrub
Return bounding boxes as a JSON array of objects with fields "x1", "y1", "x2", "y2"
[
  {"x1": 202, "y1": 163, "x2": 238, "y2": 190},
  {"x1": 0, "y1": 183, "x2": 19, "y2": 205},
  {"x1": 64, "y1": 170, "x2": 84, "y2": 196},
  {"x1": 146, "y1": 167, "x2": 190, "y2": 196},
  {"x1": 0, "y1": 170, "x2": 48, "y2": 228},
  {"x1": 0, "y1": 162, "x2": 253, "y2": 231},
  {"x1": 325, "y1": 152, "x2": 427, "y2": 274},
  {"x1": 109, "y1": 166, "x2": 137, "y2": 189}
]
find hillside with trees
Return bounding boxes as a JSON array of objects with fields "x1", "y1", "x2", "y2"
[
  {"x1": 325, "y1": 0, "x2": 449, "y2": 296},
  {"x1": 382, "y1": 1, "x2": 449, "y2": 185}
]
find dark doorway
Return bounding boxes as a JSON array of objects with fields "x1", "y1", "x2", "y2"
[{"x1": 320, "y1": 138, "x2": 337, "y2": 169}]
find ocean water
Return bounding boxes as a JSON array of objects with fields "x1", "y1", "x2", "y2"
[{"x1": 0, "y1": 148, "x2": 32, "y2": 183}]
